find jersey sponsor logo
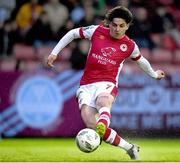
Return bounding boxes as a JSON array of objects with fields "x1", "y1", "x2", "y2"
[
  {"x1": 101, "y1": 47, "x2": 116, "y2": 57},
  {"x1": 92, "y1": 53, "x2": 116, "y2": 65},
  {"x1": 120, "y1": 44, "x2": 128, "y2": 52}
]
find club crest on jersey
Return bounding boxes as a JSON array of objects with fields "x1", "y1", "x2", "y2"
[
  {"x1": 120, "y1": 44, "x2": 127, "y2": 52},
  {"x1": 101, "y1": 47, "x2": 116, "y2": 57}
]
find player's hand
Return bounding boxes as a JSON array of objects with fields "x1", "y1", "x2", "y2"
[
  {"x1": 156, "y1": 70, "x2": 165, "y2": 80},
  {"x1": 47, "y1": 54, "x2": 57, "y2": 68}
]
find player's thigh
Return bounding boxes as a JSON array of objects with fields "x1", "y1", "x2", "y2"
[
  {"x1": 76, "y1": 85, "x2": 95, "y2": 108},
  {"x1": 96, "y1": 92, "x2": 115, "y2": 109},
  {"x1": 81, "y1": 104, "x2": 98, "y2": 129}
]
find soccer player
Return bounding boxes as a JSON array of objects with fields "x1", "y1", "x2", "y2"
[{"x1": 47, "y1": 6, "x2": 165, "y2": 160}]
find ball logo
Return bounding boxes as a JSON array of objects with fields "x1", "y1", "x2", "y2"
[
  {"x1": 120, "y1": 44, "x2": 127, "y2": 52},
  {"x1": 16, "y1": 76, "x2": 63, "y2": 129}
]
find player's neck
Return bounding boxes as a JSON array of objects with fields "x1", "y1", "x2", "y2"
[{"x1": 111, "y1": 34, "x2": 126, "y2": 40}]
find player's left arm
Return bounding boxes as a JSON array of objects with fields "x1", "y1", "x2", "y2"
[{"x1": 130, "y1": 44, "x2": 165, "y2": 80}]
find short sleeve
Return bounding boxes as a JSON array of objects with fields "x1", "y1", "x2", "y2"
[
  {"x1": 79, "y1": 25, "x2": 99, "y2": 39},
  {"x1": 130, "y1": 43, "x2": 141, "y2": 61}
]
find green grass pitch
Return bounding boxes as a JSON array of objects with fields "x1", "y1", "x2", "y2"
[{"x1": 0, "y1": 138, "x2": 180, "y2": 162}]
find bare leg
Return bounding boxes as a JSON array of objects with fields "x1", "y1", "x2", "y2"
[{"x1": 80, "y1": 104, "x2": 98, "y2": 129}]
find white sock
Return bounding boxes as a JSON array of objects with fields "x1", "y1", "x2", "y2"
[{"x1": 118, "y1": 138, "x2": 133, "y2": 151}]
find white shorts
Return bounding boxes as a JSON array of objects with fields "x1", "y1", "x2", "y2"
[{"x1": 76, "y1": 81, "x2": 117, "y2": 109}]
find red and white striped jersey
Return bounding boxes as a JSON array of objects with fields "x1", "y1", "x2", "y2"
[
  {"x1": 51, "y1": 25, "x2": 157, "y2": 86},
  {"x1": 79, "y1": 25, "x2": 140, "y2": 86}
]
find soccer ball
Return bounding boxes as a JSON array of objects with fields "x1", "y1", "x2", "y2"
[{"x1": 75, "y1": 128, "x2": 101, "y2": 153}]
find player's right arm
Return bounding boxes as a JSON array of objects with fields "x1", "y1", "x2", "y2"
[
  {"x1": 47, "y1": 28, "x2": 80, "y2": 68},
  {"x1": 47, "y1": 25, "x2": 98, "y2": 68}
]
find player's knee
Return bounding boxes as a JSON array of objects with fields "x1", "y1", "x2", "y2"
[{"x1": 96, "y1": 94, "x2": 113, "y2": 109}]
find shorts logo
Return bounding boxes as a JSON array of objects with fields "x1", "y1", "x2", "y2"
[
  {"x1": 120, "y1": 44, "x2": 127, "y2": 52},
  {"x1": 16, "y1": 76, "x2": 63, "y2": 129},
  {"x1": 106, "y1": 84, "x2": 112, "y2": 89},
  {"x1": 101, "y1": 47, "x2": 116, "y2": 57}
]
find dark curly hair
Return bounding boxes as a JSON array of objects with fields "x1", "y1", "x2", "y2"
[{"x1": 103, "y1": 6, "x2": 133, "y2": 27}]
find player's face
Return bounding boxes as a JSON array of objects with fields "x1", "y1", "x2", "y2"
[{"x1": 109, "y1": 18, "x2": 129, "y2": 39}]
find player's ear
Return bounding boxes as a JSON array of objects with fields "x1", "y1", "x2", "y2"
[{"x1": 126, "y1": 23, "x2": 130, "y2": 30}]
